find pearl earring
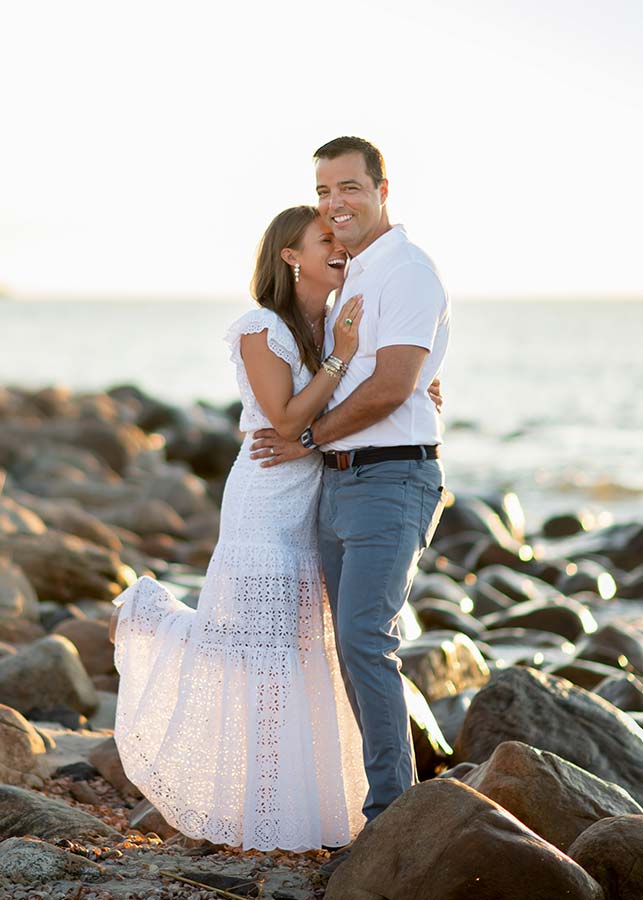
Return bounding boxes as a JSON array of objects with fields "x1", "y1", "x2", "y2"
[{"x1": 294, "y1": 263, "x2": 300, "y2": 283}]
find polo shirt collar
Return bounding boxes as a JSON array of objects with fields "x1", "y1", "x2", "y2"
[{"x1": 347, "y1": 224, "x2": 407, "y2": 274}]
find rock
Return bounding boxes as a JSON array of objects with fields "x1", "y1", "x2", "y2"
[
  {"x1": 577, "y1": 623, "x2": 643, "y2": 676},
  {"x1": 27, "y1": 706, "x2": 88, "y2": 730},
  {"x1": 87, "y1": 690, "x2": 117, "y2": 730},
  {"x1": 568, "y1": 815, "x2": 643, "y2": 900},
  {"x1": 453, "y1": 666, "x2": 643, "y2": 806},
  {"x1": 556, "y1": 560, "x2": 617, "y2": 600},
  {"x1": 0, "y1": 784, "x2": 119, "y2": 839},
  {"x1": 54, "y1": 761, "x2": 99, "y2": 781},
  {"x1": 129, "y1": 798, "x2": 178, "y2": 839},
  {"x1": 412, "y1": 598, "x2": 482, "y2": 640},
  {"x1": 475, "y1": 565, "x2": 564, "y2": 604},
  {"x1": 89, "y1": 737, "x2": 142, "y2": 799},
  {"x1": 430, "y1": 689, "x2": 478, "y2": 746},
  {"x1": 481, "y1": 492, "x2": 526, "y2": 542},
  {"x1": 460, "y1": 740, "x2": 642, "y2": 851},
  {"x1": 409, "y1": 572, "x2": 473, "y2": 608},
  {"x1": 91, "y1": 673, "x2": 120, "y2": 693},
  {"x1": 399, "y1": 631, "x2": 490, "y2": 702},
  {"x1": 0, "y1": 558, "x2": 40, "y2": 621},
  {"x1": 0, "y1": 530, "x2": 134, "y2": 602},
  {"x1": 100, "y1": 498, "x2": 186, "y2": 537},
  {"x1": 0, "y1": 618, "x2": 45, "y2": 644},
  {"x1": 0, "y1": 705, "x2": 47, "y2": 785},
  {"x1": 617, "y1": 565, "x2": 643, "y2": 599},
  {"x1": 166, "y1": 429, "x2": 240, "y2": 480},
  {"x1": 481, "y1": 596, "x2": 598, "y2": 642},
  {"x1": 0, "y1": 635, "x2": 98, "y2": 716},
  {"x1": 542, "y1": 513, "x2": 590, "y2": 538},
  {"x1": 38, "y1": 601, "x2": 81, "y2": 632},
  {"x1": 432, "y1": 495, "x2": 521, "y2": 551},
  {"x1": 547, "y1": 660, "x2": 622, "y2": 691},
  {"x1": 595, "y1": 673, "x2": 643, "y2": 712},
  {"x1": 141, "y1": 469, "x2": 209, "y2": 518},
  {"x1": 324, "y1": 778, "x2": 603, "y2": 900},
  {"x1": 12, "y1": 492, "x2": 123, "y2": 552},
  {"x1": 403, "y1": 675, "x2": 452, "y2": 778},
  {"x1": 52, "y1": 618, "x2": 114, "y2": 676},
  {"x1": 547, "y1": 522, "x2": 643, "y2": 572},
  {"x1": 0, "y1": 835, "x2": 102, "y2": 884},
  {"x1": 0, "y1": 497, "x2": 46, "y2": 536},
  {"x1": 467, "y1": 577, "x2": 514, "y2": 614}
]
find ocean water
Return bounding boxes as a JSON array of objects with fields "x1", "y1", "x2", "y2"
[{"x1": 2, "y1": 297, "x2": 642, "y2": 530}]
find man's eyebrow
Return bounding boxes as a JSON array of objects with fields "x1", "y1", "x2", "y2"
[{"x1": 316, "y1": 179, "x2": 362, "y2": 191}]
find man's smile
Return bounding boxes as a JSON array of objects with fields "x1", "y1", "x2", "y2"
[{"x1": 332, "y1": 214, "x2": 354, "y2": 225}]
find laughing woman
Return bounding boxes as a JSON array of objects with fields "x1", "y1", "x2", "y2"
[{"x1": 109, "y1": 206, "x2": 368, "y2": 852}]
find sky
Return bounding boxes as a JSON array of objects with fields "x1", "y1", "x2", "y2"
[{"x1": 1, "y1": 0, "x2": 642, "y2": 299}]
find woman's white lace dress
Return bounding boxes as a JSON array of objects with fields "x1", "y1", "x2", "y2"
[{"x1": 112, "y1": 306, "x2": 367, "y2": 851}]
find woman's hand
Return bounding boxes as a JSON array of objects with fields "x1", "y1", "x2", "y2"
[
  {"x1": 331, "y1": 295, "x2": 364, "y2": 362},
  {"x1": 428, "y1": 377, "x2": 443, "y2": 413}
]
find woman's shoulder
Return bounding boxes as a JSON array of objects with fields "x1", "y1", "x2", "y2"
[{"x1": 224, "y1": 305, "x2": 298, "y2": 364}]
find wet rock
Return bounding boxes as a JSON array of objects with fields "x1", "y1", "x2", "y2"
[
  {"x1": 453, "y1": 667, "x2": 643, "y2": 806},
  {"x1": 549, "y1": 522, "x2": 643, "y2": 572},
  {"x1": 0, "y1": 558, "x2": 40, "y2": 621},
  {"x1": 404, "y1": 675, "x2": 452, "y2": 778},
  {"x1": 89, "y1": 736, "x2": 142, "y2": 800},
  {"x1": 399, "y1": 631, "x2": 490, "y2": 702},
  {"x1": 129, "y1": 798, "x2": 178, "y2": 839},
  {"x1": 594, "y1": 673, "x2": 643, "y2": 712},
  {"x1": 0, "y1": 635, "x2": 98, "y2": 716},
  {"x1": 409, "y1": 572, "x2": 473, "y2": 608},
  {"x1": 569, "y1": 815, "x2": 643, "y2": 900},
  {"x1": 577, "y1": 623, "x2": 643, "y2": 676},
  {"x1": 430, "y1": 689, "x2": 478, "y2": 746},
  {"x1": 0, "y1": 530, "x2": 133, "y2": 602},
  {"x1": 616, "y1": 564, "x2": 643, "y2": 599},
  {"x1": 460, "y1": 740, "x2": 642, "y2": 851},
  {"x1": 324, "y1": 779, "x2": 603, "y2": 900},
  {"x1": 0, "y1": 705, "x2": 47, "y2": 785},
  {"x1": 412, "y1": 598, "x2": 482, "y2": 639},
  {"x1": 0, "y1": 835, "x2": 103, "y2": 884},
  {"x1": 475, "y1": 565, "x2": 564, "y2": 604},
  {"x1": 0, "y1": 784, "x2": 119, "y2": 839},
  {"x1": 52, "y1": 618, "x2": 114, "y2": 676},
  {"x1": 542, "y1": 513, "x2": 589, "y2": 538},
  {"x1": 547, "y1": 659, "x2": 622, "y2": 691},
  {"x1": 467, "y1": 578, "x2": 514, "y2": 615},
  {"x1": 556, "y1": 559, "x2": 617, "y2": 599},
  {"x1": 480, "y1": 596, "x2": 597, "y2": 642},
  {"x1": 480, "y1": 492, "x2": 526, "y2": 542}
]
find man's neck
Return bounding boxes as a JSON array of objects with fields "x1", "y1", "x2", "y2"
[{"x1": 346, "y1": 216, "x2": 392, "y2": 258}]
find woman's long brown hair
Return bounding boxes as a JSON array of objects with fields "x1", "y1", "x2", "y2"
[{"x1": 251, "y1": 206, "x2": 322, "y2": 374}]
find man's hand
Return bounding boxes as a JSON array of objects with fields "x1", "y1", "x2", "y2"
[
  {"x1": 250, "y1": 428, "x2": 312, "y2": 467},
  {"x1": 428, "y1": 377, "x2": 443, "y2": 413}
]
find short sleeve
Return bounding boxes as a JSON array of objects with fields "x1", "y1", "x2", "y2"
[
  {"x1": 224, "y1": 307, "x2": 299, "y2": 369},
  {"x1": 376, "y1": 262, "x2": 448, "y2": 352}
]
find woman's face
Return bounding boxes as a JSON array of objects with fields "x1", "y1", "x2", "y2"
[{"x1": 295, "y1": 218, "x2": 347, "y2": 292}]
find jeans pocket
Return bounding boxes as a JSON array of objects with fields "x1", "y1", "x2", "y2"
[{"x1": 419, "y1": 484, "x2": 447, "y2": 550}]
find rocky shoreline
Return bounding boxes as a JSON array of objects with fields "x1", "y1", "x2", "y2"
[{"x1": 0, "y1": 383, "x2": 642, "y2": 899}]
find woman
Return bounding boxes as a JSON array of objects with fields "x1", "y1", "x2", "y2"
[{"x1": 110, "y1": 205, "x2": 368, "y2": 853}]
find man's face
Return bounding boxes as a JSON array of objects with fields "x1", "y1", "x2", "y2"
[{"x1": 315, "y1": 152, "x2": 388, "y2": 256}]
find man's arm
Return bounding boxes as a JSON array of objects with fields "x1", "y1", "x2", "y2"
[{"x1": 310, "y1": 344, "x2": 428, "y2": 446}]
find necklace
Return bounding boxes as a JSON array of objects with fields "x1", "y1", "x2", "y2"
[{"x1": 304, "y1": 309, "x2": 326, "y2": 355}]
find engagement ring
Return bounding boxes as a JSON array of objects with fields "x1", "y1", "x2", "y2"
[{"x1": 345, "y1": 318, "x2": 352, "y2": 325}]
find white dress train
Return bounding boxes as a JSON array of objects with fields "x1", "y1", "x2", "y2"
[{"x1": 112, "y1": 306, "x2": 367, "y2": 851}]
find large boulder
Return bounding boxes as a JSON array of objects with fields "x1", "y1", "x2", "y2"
[
  {"x1": 399, "y1": 631, "x2": 489, "y2": 702},
  {"x1": 0, "y1": 635, "x2": 98, "y2": 716},
  {"x1": 0, "y1": 558, "x2": 40, "y2": 621},
  {"x1": 453, "y1": 667, "x2": 643, "y2": 806},
  {"x1": 0, "y1": 785, "x2": 119, "y2": 839},
  {"x1": 0, "y1": 530, "x2": 133, "y2": 602},
  {"x1": 0, "y1": 497, "x2": 46, "y2": 536},
  {"x1": 0, "y1": 835, "x2": 102, "y2": 884},
  {"x1": 480, "y1": 597, "x2": 597, "y2": 642},
  {"x1": 0, "y1": 705, "x2": 47, "y2": 786},
  {"x1": 100, "y1": 498, "x2": 186, "y2": 537},
  {"x1": 52, "y1": 618, "x2": 114, "y2": 676},
  {"x1": 568, "y1": 815, "x2": 643, "y2": 900},
  {"x1": 460, "y1": 740, "x2": 642, "y2": 851},
  {"x1": 577, "y1": 624, "x2": 643, "y2": 676},
  {"x1": 594, "y1": 673, "x2": 643, "y2": 712},
  {"x1": 89, "y1": 737, "x2": 142, "y2": 799},
  {"x1": 11, "y1": 491, "x2": 123, "y2": 552},
  {"x1": 324, "y1": 779, "x2": 603, "y2": 900}
]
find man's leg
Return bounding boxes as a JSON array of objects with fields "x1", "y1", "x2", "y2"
[{"x1": 332, "y1": 457, "x2": 445, "y2": 821}]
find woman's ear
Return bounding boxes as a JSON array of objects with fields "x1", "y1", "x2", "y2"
[{"x1": 280, "y1": 247, "x2": 298, "y2": 266}]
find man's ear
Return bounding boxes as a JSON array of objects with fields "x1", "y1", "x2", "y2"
[
  {"x1": 280, "y1": 247, "x2": 298, "y2": 266},
  {"x1": 379, "y1": 178, "x2": 389, "y2": 205}
]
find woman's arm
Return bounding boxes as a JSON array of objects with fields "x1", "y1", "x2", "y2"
[{"x1": 240, "y1": 297, "x2": 363, "y2": 441}]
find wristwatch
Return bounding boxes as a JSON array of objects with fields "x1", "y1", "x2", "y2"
[{"x1": 299, "y1": 427, "x2": 319, "y2": 450}]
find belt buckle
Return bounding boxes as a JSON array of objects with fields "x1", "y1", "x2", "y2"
[{"x1": 336, "y1": 451, "x2": 350, "y2": 470}]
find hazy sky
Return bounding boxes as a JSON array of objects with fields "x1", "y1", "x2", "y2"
[{"x1": 1, "y1": 0, "x2": 642, "y2": 298}]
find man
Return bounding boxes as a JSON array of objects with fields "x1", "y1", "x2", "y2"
[{"x1": 252, "y1": 136, "x2": 450, "y2": 852}]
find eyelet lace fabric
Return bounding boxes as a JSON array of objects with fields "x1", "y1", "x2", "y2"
[{"x1": 112, "y1": 306, "x2": 367, "y2": 851}]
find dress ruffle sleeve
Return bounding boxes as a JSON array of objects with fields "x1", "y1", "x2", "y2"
[{"x1": 224, "y1": 307, "x2": 299, "y2": 370}]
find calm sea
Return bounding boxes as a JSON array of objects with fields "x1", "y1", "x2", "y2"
[{"x1": 2, "y1": 298, "x2": 642, "y2": 531}]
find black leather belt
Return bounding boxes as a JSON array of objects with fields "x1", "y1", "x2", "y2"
[{"x1": 323, "y1": 444, "x2": 439, "y2": 470}]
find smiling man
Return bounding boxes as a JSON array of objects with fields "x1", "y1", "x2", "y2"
[{"x1": 251, "y1": 136, "x2": 451, "y2": 866}]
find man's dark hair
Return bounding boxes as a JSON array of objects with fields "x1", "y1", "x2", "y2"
[{"x1": 313, "y1": 136, "x2": 386, "y2": 187}]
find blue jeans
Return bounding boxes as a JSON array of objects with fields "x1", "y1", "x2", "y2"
[{"x1": 318, "y1": 454, "x2": 446, "y2": 822}]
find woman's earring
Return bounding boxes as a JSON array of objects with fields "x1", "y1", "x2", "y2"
[{"x1": 294, "y1": 263, "x2": 300, "y2": 283}]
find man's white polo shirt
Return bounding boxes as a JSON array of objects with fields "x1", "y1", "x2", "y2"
[{"x1": 322, "y1": 224, "x2": 450, "y2": 451}]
